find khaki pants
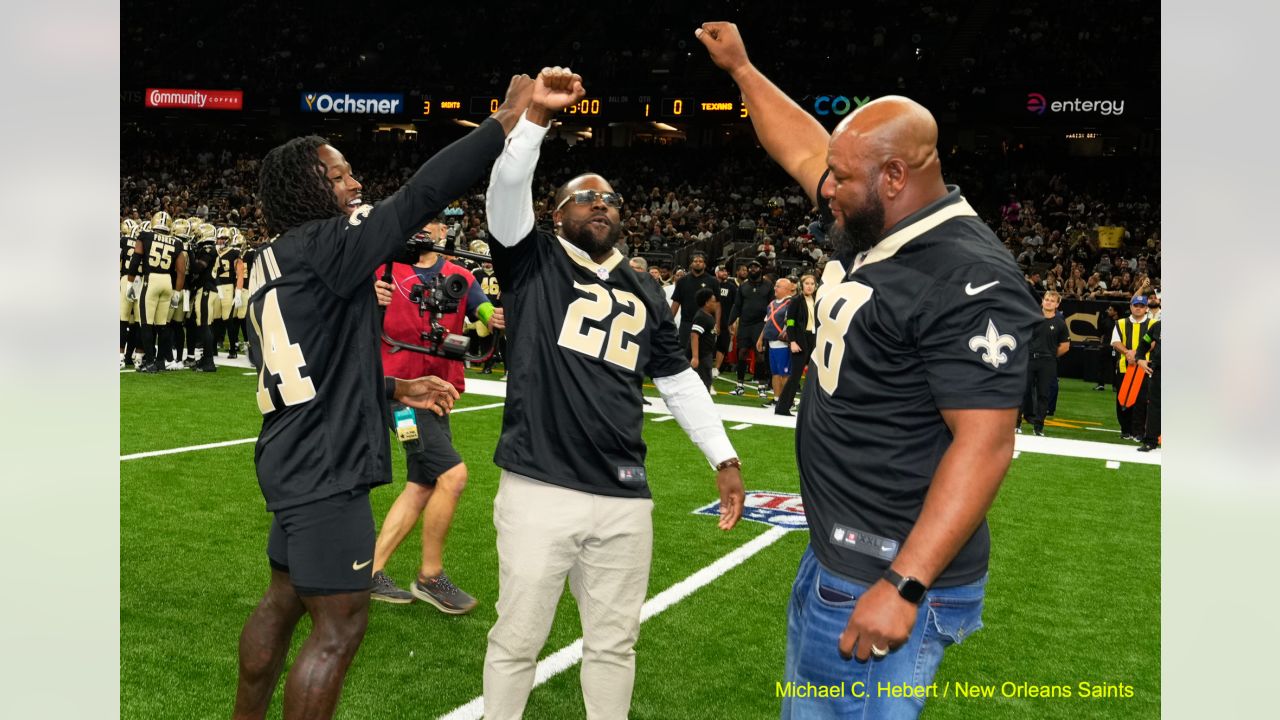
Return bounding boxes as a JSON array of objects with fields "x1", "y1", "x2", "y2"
[
  {"x1": 140, "y1": 273, "x2": 174, "y2": 325},
  {"x1": 119, "y1": 277, "x2": 137, "y2": 322},
  {"x1": 217, "y1": 283, "x2": 236, "y2": 321},
  {"x1": 484, "y1": 470, "x2": 653, "y2": 720}
]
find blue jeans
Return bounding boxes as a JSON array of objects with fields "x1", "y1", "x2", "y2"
[{"x1": 781, "y1": 546, "x2": 987, "y2": 720}]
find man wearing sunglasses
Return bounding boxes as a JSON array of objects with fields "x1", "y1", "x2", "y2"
[{"x1": 481, "y1": 67, "x2": 746, "y2": 720}]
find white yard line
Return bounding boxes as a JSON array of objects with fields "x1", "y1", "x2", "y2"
[
  {"x1": 729, "y1": 423, "x2": 753, "y2": 430},
  {"x1": 119, "y1": 402, "x2": 506, "y2": 461},
  {"x1": 436, "y1": 526, "x2": 791, "y2": 720}
]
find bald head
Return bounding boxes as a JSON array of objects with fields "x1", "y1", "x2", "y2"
[
  {"x1": 832, "y1": 96, "x2": 940, "y2": 181},
  {"x1": 822, "y1": 95, "x2": 948, "y2": 237}
]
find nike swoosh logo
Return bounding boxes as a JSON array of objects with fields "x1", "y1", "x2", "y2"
[
  {"x1": 352, "y1": 559, "x2": 372, "y2": 571},
  {"x1": 965, "y1": 281, "x2": 1000, "y2": 295}
]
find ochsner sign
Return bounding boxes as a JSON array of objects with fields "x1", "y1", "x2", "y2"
[
  {"x1": 1027, "y1": 92, "x2": 1124, "y2": 116},
  {"x1": 146, "y1": 88, "x2": 244, "y2": 110},
  {"x1": 301, "y1": 92, "x2": 403, "y2": 114}
]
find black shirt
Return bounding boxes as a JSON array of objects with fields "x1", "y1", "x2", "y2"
[
  {"x1": 246, "y1": 118, "x2": 506, "y2": 511},
  {"x1": 717, "y1": 281, "x2": 737, "y2": 332},
  {"x1": 215, "y1": 247, "x2": 241, "y2": 284},
  {"x1": 120, "y1": 235, "x2": 136, "y2": 277},
  {"x1": 1028, "y1": 313, "x2": 1070, "y2": 357},
  {"x1": 137, "y1": 231, "x2": 185, "y2": 276},
  {"x1": 690, "y1": 309, "x2": 717, "y2": 362},
  {"x1": 474, "y1": 266, "x2": 502, "y2": 307},
  {"x1": 730, "y1": 277, "x2": 771, "y2": 331},
  {"x1": 491, "y1": 229, "x2": 688, "y2": 499},
  {"x1": 672, "y1": 272, "x2": 720, "y2": 328},
  {"x1": 190, "y1": 241, "x2": 219, "y2": 291},
  {"x1": 796, "y1": 186, "x2": 1040, "y2": 588}
]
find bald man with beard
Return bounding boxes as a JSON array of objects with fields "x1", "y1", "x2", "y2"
[{"x1": 699, "y1": 22, "x2": 1039, "y2": 720}]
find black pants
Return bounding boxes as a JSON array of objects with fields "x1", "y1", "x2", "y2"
[
  {"x1": 736, "y1": 324, "x2": 769, "y2": 384},
  {"x1": 1116, "y1": 373, "x2": 1149, "y2": 437},
  {"x1": 1022, "y1": 356, "x2": 1057, "y2": 429},
  {"x1": 1142, "y1": 373, "x2": 1161, "y2": 445}
]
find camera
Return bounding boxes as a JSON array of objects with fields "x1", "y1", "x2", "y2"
[{"x1": 401, "y1": 273, "x2": 470, "y2": 360}]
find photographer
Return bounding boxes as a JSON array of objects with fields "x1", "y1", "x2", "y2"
[{"x1": 367, "y1": 220, "x2": 504, "y2": 612}]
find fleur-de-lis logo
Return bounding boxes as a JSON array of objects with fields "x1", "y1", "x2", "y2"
[{"x1": 968, "y1": 319, "x2": 1017, "y2": 369}]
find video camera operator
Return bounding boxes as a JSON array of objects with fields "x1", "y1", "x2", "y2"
[{"x1": 365, "y1": 219, "x2": 504, "y2": 612}]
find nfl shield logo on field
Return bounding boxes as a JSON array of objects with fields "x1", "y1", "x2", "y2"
[{"x1": 693, "y1": 491, "x2": 808, "y2": 530}]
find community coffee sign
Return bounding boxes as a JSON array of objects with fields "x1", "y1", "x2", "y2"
[{"x1": 145, "y1": 88, "x2": 244, "y2": 110}]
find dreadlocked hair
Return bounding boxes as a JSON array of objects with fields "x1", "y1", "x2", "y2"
[{"x1": 258, "y1": 135, "x2": 344, "y2": 235}]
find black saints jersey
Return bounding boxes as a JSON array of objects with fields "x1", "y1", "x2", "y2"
[
  {"x1": 136, "y1": 231, "x2": 185, "y2": 276},
  {"x1": 245, "y1": 118, "x2": 506, "y2": 511},
  {"x1": 474, "y1": 266, "x2": 501, "y2": 306},
  {"x1": 491, "y1": 229, "x2": 688, "y2": 499},
  {"x1": 189, "y1": 241, "x2": 219, "y2": 291},
  {"x1": 242, "y1": 246, "x2": 258, "y2": 281},
  {"x1": 795, "y1": 186, "x2": 1040, "y2": 588},
  {"x1": 120, "y1": 235, "x2": 136, "y2": 276},
  {"x1": 214, "y1": 248, "x2": 241, "y2": 284}
]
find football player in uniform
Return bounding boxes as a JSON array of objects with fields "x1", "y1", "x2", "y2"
[
  {"x1": 480, "y1": 67, "x2": 745, "y2": 720},
  {"x1": 367, "y1": 221, "x2": 504, "y2": 611},
  {"x1": 213, "y1": 226, "x2": 246, "y2": 359},
  {"x1": 120, "y1": 218, "x2": 141, "y2": 368},
  {"x1": 231, "y1": 75, "x2": 531, "y2": 720},
  {"x1": 229, "y1": 229, "x2": 251, "y2": 356},
  {"x1": 472, "y1": 244, "x2": 506, "y2": 374},
  {"x1": 699, "y1": 23, "x2": 1039, "y2": 719},
  {"x1": 166, "y1": 218, "x2": 194, "y2": 370},
  {"x1": 128, "y1": 211, "x2": 188, "y2": 373},
  {"x1": 188, "y1": 224, "x2": 220, "y2": 372}
]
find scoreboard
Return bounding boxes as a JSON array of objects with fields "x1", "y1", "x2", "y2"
[{"x1": 417, "y1": 93, "x2": 749, "y2": 122}]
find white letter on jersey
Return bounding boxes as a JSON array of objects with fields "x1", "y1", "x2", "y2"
[
  {"x1": 557, "y1": 281, "x2": 647, "y2": 372},
  {"x1": 968, "y1": 319, "x2": 1017, "y2": 369},
  {"x1": 812, "y1": 281, "x2": 874, "y2": 395}
]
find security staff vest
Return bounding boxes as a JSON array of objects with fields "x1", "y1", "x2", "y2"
[{"x1": 1117, "y1": 317, "x2": 1156, "y2": 373}]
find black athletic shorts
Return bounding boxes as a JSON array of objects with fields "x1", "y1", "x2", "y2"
[
  {"x1": 399, "y1": 404, "x2": 463, "y2": 486},
  {"x1": 267, "y1": 488, "x2": 375, "y2": 596}
]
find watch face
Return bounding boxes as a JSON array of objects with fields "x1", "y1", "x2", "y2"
[{"x1": 900, "y1": 579, "x2": 927, "y2": 604}]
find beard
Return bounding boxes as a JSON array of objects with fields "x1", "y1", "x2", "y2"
[
  {"x1": 830, "y1": 186, "x2": 886, "y2": 259},
  {"x1": 562, "y1": 215, "x2": 621, "y2": 258}
]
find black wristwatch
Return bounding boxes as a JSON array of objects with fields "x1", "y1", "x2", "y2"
[{"x1": 882, "y1": 568, "x2": 927, "y2": 605}]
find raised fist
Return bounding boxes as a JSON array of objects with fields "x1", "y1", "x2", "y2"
[
  {"x1": 532, "y1": 66, "x2": 586, "y2": 113},
  {"x1": 695, "y1": 22, "x2": 751, "y2": 75}
]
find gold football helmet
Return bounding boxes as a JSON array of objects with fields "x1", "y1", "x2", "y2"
[
  {"x1": 121, "y1": 218, "x2": 140, "y2": 238},
  {"x1": 198, "y1": 223, "x2": 217, "y2": 241},
  {"x1": 170, "y1": 218, "x2": 192, "y2": 239},
  {"x1": 150, "y1": 211, "x2": 172, "y2": 234}
]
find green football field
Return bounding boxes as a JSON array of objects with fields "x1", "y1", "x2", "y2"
[{"x1": 120, "y1": 367, "x2": 1159, "y2": 719}]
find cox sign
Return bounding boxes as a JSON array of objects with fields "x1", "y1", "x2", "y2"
[
  {"x1": 812, "y1": 94, "x2": 873, "y2": 117},
  {"x1": 301, "y1": 92, "x2": 404, "y2": 115}
]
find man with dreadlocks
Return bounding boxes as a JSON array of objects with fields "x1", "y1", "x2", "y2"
[{"x1": 231, "y1": 75, "x2": 534, "y2": 720}]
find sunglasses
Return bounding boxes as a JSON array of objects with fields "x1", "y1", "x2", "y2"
[{"x1": 556, "y1": 190, "x2": 624, "y2": 211}]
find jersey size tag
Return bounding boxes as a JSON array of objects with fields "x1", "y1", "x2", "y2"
[
  {"x1": 617, "y1": 466, "x2": 647, "y2": 486},
  {"x1": 829, "y1": 523, "x2": 899, "y2": 562},
  {"x1": 393, "y1": 406, "x2": 419, "y2": 442}
]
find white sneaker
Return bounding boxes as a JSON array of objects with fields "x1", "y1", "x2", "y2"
[
  {"x1": 708, "y1": 384, "x2": 717, "y2": 396},
  {"x1": 165, "y1": 361, "x2": 183, "y2": 371},
  {"x1": 711, "y1": 368, "x2": 720, "y2": 379}
]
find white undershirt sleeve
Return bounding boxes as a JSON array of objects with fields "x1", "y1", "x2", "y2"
[
  {"x1": 653, "y1": 368, "x2": 738, "y2": 468},
  {"x1": 484, "y1": 112, "x2": 551, "y2": 247}
]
